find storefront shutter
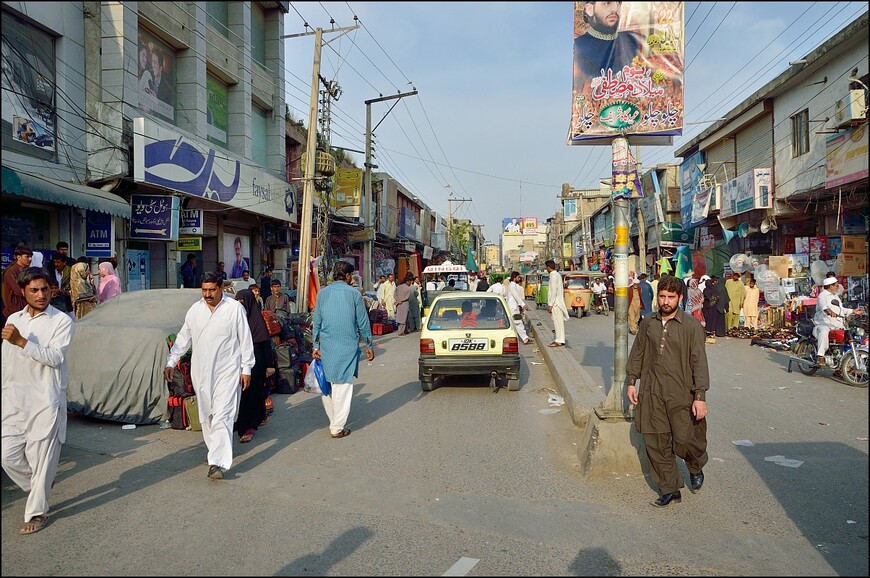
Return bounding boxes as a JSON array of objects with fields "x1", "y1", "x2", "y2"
[{"x1": 736, "y1": 115, "x2": 774, "y2": 176}]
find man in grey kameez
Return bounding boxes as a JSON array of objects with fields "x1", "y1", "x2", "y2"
[
  {"x1": 312, "y1": 262, "x2": 375, "y2": 439},
  {"x1": 394, "y1": 274, "x2": 414, "y2": 335}
]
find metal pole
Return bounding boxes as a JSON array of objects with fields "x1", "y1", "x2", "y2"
[
  {"x1": 363, "y1": 102, "x2": 373, "y2": 291},
  {"x1": 599, "y1": 136, "x2": 631, "y2": 418},
  {"x1": 579, "y1": 193, "x2": 589, "y2": 270},
  {"x1": 296, "y1": 28, "x2": 323, "y2": 313}
]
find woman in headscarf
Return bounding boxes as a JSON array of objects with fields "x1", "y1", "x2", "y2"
[
  {"x1": 233, "y1": 289, "x2": 273, "y2": 443},
  {"x1": 70, "y1": 262, "x2": 98, "y2": 319},
  {"x1": 687, "y1": 278, "x2": 705, "y2": 326},
  {"x1": 97, "y1": 261, "x2": 122, "y2": 302}
]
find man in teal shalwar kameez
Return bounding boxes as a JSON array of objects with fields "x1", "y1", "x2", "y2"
[{"x1": 312, "y1": 261, "x2": 375, "y2": 439}]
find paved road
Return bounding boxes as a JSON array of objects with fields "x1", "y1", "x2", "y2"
[{"x1": 2, "y1": 308, "x2": 868, "y2": 576}]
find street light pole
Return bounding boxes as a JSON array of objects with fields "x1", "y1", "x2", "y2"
[
  {"x1": 283, "y1": 24, "x2": 359, "y2": 313},
  {"x1": 362, "y1": 90, "x2": 418, "y2": 291}
]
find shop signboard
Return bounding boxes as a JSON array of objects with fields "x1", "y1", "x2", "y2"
[
  {"x1": 720, "y1": 168, "x2": 771, "y2": 218},
  {"x1": 176, "y1": 237, "x2": 202, "y2": 251},
  {"x1": 85, "y1": 210, "x2": 114, "y2": 258},
  {"x1": 331, "y1": 168, "x2": 363, "y2": 219},
  {"x1": 826, "y1": 124, "x2": 868, "y2": 188},
  {"x1": 129, "y1": 195, "x2": 179, "y2": 241},
  {"x1": 179, "y1": 209, "x2": 203, "y2": 235},
  {"x1": 133, "y1": 118, "x2": 295, "y2": 222}
]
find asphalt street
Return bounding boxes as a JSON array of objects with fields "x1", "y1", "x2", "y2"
[{"x1": 2, "y1": 305, "x2": 868, "y2": 576}]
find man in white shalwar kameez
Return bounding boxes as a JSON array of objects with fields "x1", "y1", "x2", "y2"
[
  {"x1": 381, "y1": 273, "x2": 397, "y2": 320},
  {"x1": 546, "y1": 260, "x2": 569, "y2": 347},
  {"x1": 2, "y1": 267, "x2": 75, "y2": 535},
  {"x1": 164, "y1": 272, "x2": 255, "y2": 479},
  {"x1": 507, "y1": 272, "x2": 530, "y2": 344}
]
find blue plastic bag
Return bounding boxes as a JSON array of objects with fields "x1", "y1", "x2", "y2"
[{"x1": 306, "y1": 359, "x2": 332, "y2": 395}]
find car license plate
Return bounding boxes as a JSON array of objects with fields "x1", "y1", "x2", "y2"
[{"x1": 448, "y1": 338, "x2": 489, "y2": 352}]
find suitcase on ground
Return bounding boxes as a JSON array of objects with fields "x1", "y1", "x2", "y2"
[
  {"x1": 167, "y1": 395, "x2": 189, "y2": 430},
  {"x1": 183, "y1": 396, "x2": 202, "y2": 431}
]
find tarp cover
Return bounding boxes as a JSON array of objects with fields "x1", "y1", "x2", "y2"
[{"x1": 66, "y1": 289, "x2": 202, "y2": 424}]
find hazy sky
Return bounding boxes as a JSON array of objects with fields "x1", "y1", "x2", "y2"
[{"x1": 283, "y1": 2, "x2": 869, "y2": 242}]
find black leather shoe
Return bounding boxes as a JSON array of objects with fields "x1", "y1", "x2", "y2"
[
  {"x1": 651, "y1": 491, "x2": 681, "y2": 507},
  {"x1": 690, "y1": 471, "x2": 704, "y2": 493}
]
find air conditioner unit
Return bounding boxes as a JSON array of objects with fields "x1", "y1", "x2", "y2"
[{"x1": 836, "y1": 89, "x2": 867, "y2": 126}]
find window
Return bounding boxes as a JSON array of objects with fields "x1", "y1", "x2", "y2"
[
  {"x1": 1, "y1": 10, "x2": 56, "y2": 159},
  {"x1": 205, "y1": 1, "x2": 229, "y2": 38},
  {"x1": 791, "y1": 109, "x2": 809, "y2": 157},
  {"x1": 251, "y1": 104, "x2": 268, "y2": 166},
  {"x1": 250, "y1": 3, "x2": 266, "y2": 66}
]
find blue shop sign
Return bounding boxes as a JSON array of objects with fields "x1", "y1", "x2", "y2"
[
  {"x1": 85, "y1": 210, "x2": 113, "y2": 258},
  {"x1": 130, "y1": 195, "x2": 180, "y2": 241}
]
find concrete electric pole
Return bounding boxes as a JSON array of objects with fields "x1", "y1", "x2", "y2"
[
  {"x1": 283, "y1": 23, "x2": 358, "y2": 313},
  {"x1": 362, "y1": 89, "x2": 418, "y2": 291}
]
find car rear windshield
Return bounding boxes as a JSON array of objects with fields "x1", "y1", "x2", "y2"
[{"x1": 427, "y1": 297, "x2": 510, "y2": 330}]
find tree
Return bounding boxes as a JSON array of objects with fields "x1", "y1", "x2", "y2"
[{"x1": 449, "y1": 221, "x2": 471, "y2": 259}]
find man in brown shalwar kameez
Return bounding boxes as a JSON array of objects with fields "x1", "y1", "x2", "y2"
[{"x1": 626, "y1": 274, "x2": 710, "y2": 507}]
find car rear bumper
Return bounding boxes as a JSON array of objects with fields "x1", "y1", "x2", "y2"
[{"x1": 419, "y1": 355, "x2": 521, "y2": 380}]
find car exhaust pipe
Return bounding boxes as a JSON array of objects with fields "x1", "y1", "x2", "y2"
[{"x1": 490, "y1": 371, "x2": 499, "y2": 393}]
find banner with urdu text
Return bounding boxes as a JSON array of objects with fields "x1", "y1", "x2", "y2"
[{"x1": 568, "y1": 2, "x2": 684, "y2": 144}]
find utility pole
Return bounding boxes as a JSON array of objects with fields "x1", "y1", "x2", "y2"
[
  {"x1": 635, "y1": 146, "x2": 646, "y2": 275},
  {"x1": 283, "y1": 23, "x2": 358, "y2": 313},
  {"x1": 363, "y1": 89, "x2": 417, "y2": 291},
  {"x1": 447, "y1": 193, "x2": 472, "y2": 261}
]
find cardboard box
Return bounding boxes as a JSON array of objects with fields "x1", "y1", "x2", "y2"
[
  {"x1": 767, "y1": 255, "x2": 790, "y2": 279},
  {"x1": 836, "y1": 253, "x2": 867, "y2": 277},
  {"x1": 841, "y1": 236, "x2": 866, "y2": 254}
]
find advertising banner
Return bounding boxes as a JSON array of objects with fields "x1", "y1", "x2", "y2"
[
  {"x1": 331, "y1": 168, "x2": 363, "y2": 218},
  {"x1": 206, "y1": 75, "x2": 228, "y2": 148},
  {"x1": 125, "y1": 249, "x2": 150, "y2": 292},
  {"x1": 680, "y1": 151, "x2": 705, "y2": 229},
  {"x1": 134, "y1": 117, "x2": 295, "y2": 221},
  {"x1": 503, "y1": 218, "x2": 522, "y2": 235},
  {"x1": 522, "y1": 217, "x2": 539, "y2": 235},
  {"x1": 611, "y1": 137, "x2": 644, "y2": 199},
  {"x1": 1, "y1": 11, "x2": 56, "y2": 157},
  {"x1": 826, "y1": 124, "x2": 868, "y2": 188},
  {"x1": 720, "y1": 168, "x2": 772, "y2": 219},
  {"x1": 137, "y1": 28, "x2": 176, "y2": 124},
  {"x1": 130, "y1": 195, "x2": 180, "y2": 241},
  {"x1": 568, "y1": 1, "x2": 684, "y2": 144}
]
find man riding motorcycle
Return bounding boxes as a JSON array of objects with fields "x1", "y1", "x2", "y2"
[{"x1": 815, "y1": 277, "x2": 865, "y2": 366}]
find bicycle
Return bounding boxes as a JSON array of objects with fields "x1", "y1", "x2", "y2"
[{"x1": 594, "y1": 292, "x2": 609, "y2": 316}]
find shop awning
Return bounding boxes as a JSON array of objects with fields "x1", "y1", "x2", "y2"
[{"x1": 1, "y1": 165, "x2": 131, "y2": 218}]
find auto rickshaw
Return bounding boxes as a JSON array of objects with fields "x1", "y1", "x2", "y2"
[
  {"x1": 562, "y1": 271, "x2": 606, "y2": 317},
  {"x1": 523, "y1": 272, "x2": 540, "y2": 300},
  {"x1": 534, "y1": 273, "x2": 549, "y2": 309}
]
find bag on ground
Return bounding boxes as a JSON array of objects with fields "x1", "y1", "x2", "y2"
[{"x1": 184, "y1": 396, "x2": 202, "y2": 431}]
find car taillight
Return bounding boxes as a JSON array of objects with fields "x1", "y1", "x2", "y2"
[
  {"x1": 503, "y1": 337, "x2": 518, "y2": 353},
  {"x1": 420, "y1": 338, "x2": 435, "y2": 354}
]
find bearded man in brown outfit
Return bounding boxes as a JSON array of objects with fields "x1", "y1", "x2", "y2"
[{"x1": 626, "y1": 274, "x2": 710, "y2": 507}]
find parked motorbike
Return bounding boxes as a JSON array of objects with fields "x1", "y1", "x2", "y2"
[{"x1": 788, "y1": 312, "x2": 868, "y2": 387}]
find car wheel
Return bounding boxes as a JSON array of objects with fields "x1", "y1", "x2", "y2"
[{"x1": 507, "y1": 377, "x2": 520, "y2": 391}]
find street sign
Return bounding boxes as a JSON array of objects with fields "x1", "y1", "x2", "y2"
[
  {"x1": 130, "y1": 195, "x2": 180, "y2": 241},
  {"x1": 179, "y1": 209, "x2": 203, "y2": 235}
]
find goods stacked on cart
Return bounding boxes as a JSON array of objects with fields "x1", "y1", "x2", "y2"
[{"x1": 269, "y1": 311, "x2": 313, "y2": 394}]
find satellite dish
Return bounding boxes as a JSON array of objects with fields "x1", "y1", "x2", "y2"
[
  {"x1": 729, "y1": 253, "x2": 749, "y2": 273},
  {"x1": 810, "y1": 260, "x2": 828, "y2": 285},
  {"x1": 765, "y1": 287, "x2": 786, "y2": 306},
  {"x1": 760, "y1": 218, "x2": 771, "y2": 234}
]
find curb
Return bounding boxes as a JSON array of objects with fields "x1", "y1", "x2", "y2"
[{"x1": 525, "y1": 305, "x2": 607, "y2": 430}]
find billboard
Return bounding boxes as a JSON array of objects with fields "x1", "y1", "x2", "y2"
[
  {"x1": 522, "y1": 217, "x2": 539, "y2": 235},
  {"x1": 502, "y1": 218, "x2": 522, "y2": 235},
  {"x1": 568, "y1": 2, "x2": 684, "y2": 144},
  {"x1": 137, "y1": 28, "x2": 176, "y2": 124},
  {"x1": 826, "y1": 124, "x2": 868, "y2": 188}
]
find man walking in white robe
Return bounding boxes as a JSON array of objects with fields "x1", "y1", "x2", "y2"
[
  {"x1": 546, "y1": 260, "x2": 569, "y2": 347},
  {"x1": 2, "y1": 267, "x2": 75, "y2": 535},
  {"x1": 382, "y1": 273, "x2": 397, "y2": 319},
  {"x1": 164, "y1": 272, "x2": 255, "y2": 479},
  {"x1": 507, "y1": 271, "x2": 530, "y2": 344}
]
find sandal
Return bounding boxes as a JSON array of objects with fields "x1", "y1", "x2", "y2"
[
  {"x1": 548, "y1": 342, "x2": 564, "y2": 347},
  {"x1": 20, "y1": 515, "x2": 47, "y2": 535},
  {"x1": 259, "y1": 416, "x2": 270, "y2": 427},
  {"x1": 240, "y1": 430, "x2": 254, "y2": 443},
  {"x1": 331, "y1": 428, "x2": 351, "y2": 439}
]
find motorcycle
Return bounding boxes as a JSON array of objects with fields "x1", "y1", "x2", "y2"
[{"x1": 788, "y1": 312, "x2": 868, "y2": 387}]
